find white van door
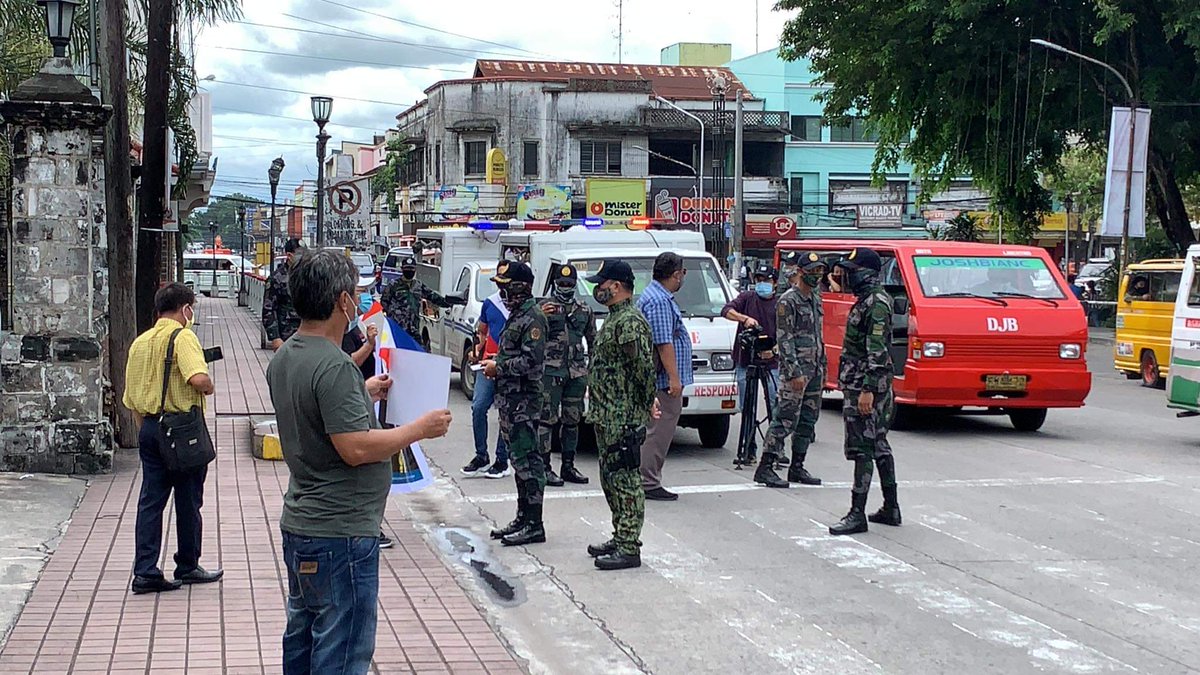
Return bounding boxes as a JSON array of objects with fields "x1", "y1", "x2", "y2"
[{"x1": 1168, "y1": 249, "x2": 1200, "y2": 412}]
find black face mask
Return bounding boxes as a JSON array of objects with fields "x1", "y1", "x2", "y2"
[
  {"x1": 401, "y1": 269, "x2": 416, "y2": 280},
  {"x1": 849, "y1": 268, "x2": 878, "y2": 293}
]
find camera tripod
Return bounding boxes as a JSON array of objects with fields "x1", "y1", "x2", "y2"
[{"x1": 734, "y1": 359, "x2": 779, "y2": 469}]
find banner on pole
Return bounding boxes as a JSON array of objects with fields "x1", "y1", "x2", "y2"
[{"x1": 1101, "y1": 106, "x2": 1151, "y2": 239}]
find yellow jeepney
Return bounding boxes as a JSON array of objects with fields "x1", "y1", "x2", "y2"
[{"x1": 1115, "y1": 259, "x2": 1184, "y2": 387}]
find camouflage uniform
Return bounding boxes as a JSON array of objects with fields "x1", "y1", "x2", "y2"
[
  {"x1": 381, "y1": 278, "x2": 455, "y2": 343},
  {"x1": 262, "y1": 264, "x2": 300, "y2": 344},
  {"x1": 839, "y1": 282, "x2": 896, "y2": 499},
  {"x1": 587, "y1": 298, "x2": 655, "y2": 556},
  {"x1": 763, "y1": 286, "x2": 824, "y2": 467},
  {"x1": 538, "y1": 295, "x2": 596, "y2": 469},
  {"x1": 538, "y1": 295, "x2": 570, "y2": 470},
  {"x1": 496, "y1": 297, "x2": 548, "y2": 511}
]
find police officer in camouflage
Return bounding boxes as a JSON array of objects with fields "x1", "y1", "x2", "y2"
[
  {"x1": 481, "y1": 261, "x2": 549, "y2": 547},
  {"x1": 538, "y1": 263, "x2": 596, "y2": 487},
  {"x1": 381, "y1": 255, "x2": 465, "y2": 346},
  {"x1": 263, "y1": 238, "x2": 305, "y2": 350},
  {"x1": 755, "y1": 250, "x2": 826, "y2": 489},
  {"x1": 828, "y1": 247, "x2": 902, "y2": 535},
  {"x1": 584, "y1": 261, "x2": 657, "y2": 571}
]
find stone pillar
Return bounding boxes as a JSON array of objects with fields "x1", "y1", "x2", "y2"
[{"x1": 0, "y1": 60, "x2": 114, "y2": 474}]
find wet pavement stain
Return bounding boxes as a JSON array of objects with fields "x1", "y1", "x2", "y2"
[{"x1": 435, "y1": 527, "x2": 526, "y2": 607}]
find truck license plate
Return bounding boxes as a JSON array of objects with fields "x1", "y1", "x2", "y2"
[{"x1": 985, "y1": 374, "x2": 1027, "y2": 392}]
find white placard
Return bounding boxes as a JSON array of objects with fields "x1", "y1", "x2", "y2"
[{"x1": 381, "y1": 347, "x2": 451, "y2": 425}]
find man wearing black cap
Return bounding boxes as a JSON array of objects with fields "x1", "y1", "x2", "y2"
[
  {"x1": 585, "y1": 260, "x2": 657, "y2": 570},
  {"x1": 539, "y1": 263, "x2": 596, "y2": 486},
  {"x1": 481, "y1": 261, "x2": 549, "y2": 546},
  {"x1": 828, "y1": 247, "x2": 902, "y2": 535},
  {"x1": 263, "y1": 238, "x2": 305, "y2": 350},
  {"x1": 381, "y1": 254, "x2": 465, "y2": 347}
]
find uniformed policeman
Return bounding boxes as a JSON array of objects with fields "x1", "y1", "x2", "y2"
[
  {"x1": 585, "y1": 260, "x2": 657, "y2": 570},
  {"x1": 828, "y1": 247, "x2": 902, "y2": 535},
  {"x1": 263, "y1": 238, "x2": 304, "y2": 350},
  {"x1": 755, "y1": 250, "x2": 826, "y2": 488},
  {"x1": 539, "y1": 263, "x2": 596, "y2": 487},
  {"x1": 481, "y1": 261, "x2": 549, "y2": 546},
  {"x1": 381, "y1": 255, "x2": 465, "y2": 346}
]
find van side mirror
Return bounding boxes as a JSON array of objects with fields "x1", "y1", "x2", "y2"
[{"x1": 892, "y1": 297, "x2": 909, "y2": 315}]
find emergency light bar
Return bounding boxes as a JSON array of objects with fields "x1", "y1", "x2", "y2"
[{"x1": 470, "y1": 218, "x2": 605, "y2": 231}]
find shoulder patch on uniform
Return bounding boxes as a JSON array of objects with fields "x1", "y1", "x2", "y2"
[
  {"x1": 871, "y1": 324, "x2": 885, "y2": 336},
  {"x1": 530, "y1": 327, "x2": 542, "y2": 340}
]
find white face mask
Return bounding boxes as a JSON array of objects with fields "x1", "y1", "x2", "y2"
[
  {"x1": 183, "y1": 305, "x2": 195, "y2": 328},
  {"x1": 343, "y1": 294, "x2": 358, "y2": 334}
]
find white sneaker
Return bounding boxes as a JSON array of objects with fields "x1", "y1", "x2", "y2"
[{"x1": 485, "y1": 463, "x2": 512, "y2": 479}]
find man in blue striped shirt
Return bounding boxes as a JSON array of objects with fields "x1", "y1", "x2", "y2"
[{"x1": 637, "y1": 252, "x2": 693, "y2": 501}]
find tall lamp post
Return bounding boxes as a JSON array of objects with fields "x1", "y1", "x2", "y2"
[
  {"x1": 710, "y1": 74, "x2": 728, "y2": 262},
  {"x1": 268, "y1": 156, "x2": 285, "y2": 265},
  {"x1": 1031, "y1": 38, "x2": 1138, "y2": 278},
  {"x1": 237, "y1": 205, "x2": 247, "y2": 306},
  {"x1": 1063, "y1": 194, "x2": 1075, "y2": 275},
  {"x1": 208, "y1": 221, "x2": 219, "y2": 294},
  {"x1": 36, "y1": 0, "x2": 80, "y2": 59},
  {"x1": 654, "y1": 95, "x2": 704, "y2": 229},
  {"x1": 311, "y1": 96, "x2": 333, "y2": 247}
]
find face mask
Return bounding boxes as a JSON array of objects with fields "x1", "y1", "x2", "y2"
[
  {"x1": 592, "y1": 283, "x2": 614, "y2": 305},
  {"x1": 802, "y1": 274, "x2": 823, "y2": 288},
  {"x1": 343, "y1": 295, "x2": 359, "y2": 334},
  {"x1": 553, "y1": 283, "x2": 575, "y2": 302},
  {"x1": 402, "y1": 269, "x2": 415, "y2": 280},
  {"x1": 503, "y1": 283, "x2": 531, "y2": 310},
  {"x1": 359, "y1": 292, "x2": 373, "y2": 313},
  {"x1": 849, "y1": 268, "x2": 877, "y2": 292},
  {"x1": 754, "y1": 282, "x2": 774, "y2": 299},
  {"x1": 183, "y1": 305, "x2": 195, "y2": 329}
]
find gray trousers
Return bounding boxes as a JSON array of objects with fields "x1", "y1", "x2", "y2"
[{"x1": 640, "y1": 390, "x2": 683, "y2": 490}]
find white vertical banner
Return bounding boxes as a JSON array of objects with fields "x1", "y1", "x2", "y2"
[{"x1": 1101, "y1": 106, "x2": 1152, "y2": 239}]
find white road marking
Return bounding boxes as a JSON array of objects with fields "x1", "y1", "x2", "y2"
[
  {"x1": 469, "y1": 475, "x2": 1165, "y2": 503},
  {"x1": 756, "y1": 589, "x2": 778, "y2": 604}
]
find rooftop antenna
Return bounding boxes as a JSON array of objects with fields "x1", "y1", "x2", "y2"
[
  {"x1": 755, "y1": 0, "x2": 759, "y2": 53},
  {"x1": 617, "y1": 0, "x2": 624, "y2": 64}
]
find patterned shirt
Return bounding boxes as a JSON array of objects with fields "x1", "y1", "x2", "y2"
[
  {"x1": 776, "y1": 287, "x2": 824, "y2": 383},
  {"x1": 540, "y1": 297, "x2": 570, "y2": 377},
  {"x1": 637, "y1": 280, "x2": 694, "y2": 390},
  {"x1": 565, "y1": 301, "x2": 596, "y2": 380},
  {"x1": 262, "y1": 264, "x2": 299, "y2": 342},
  {"x1": 495, "y1": 298, "x2": 547, "y2": 430},
  {"x1": 122, "y1": 318, "x2": 208, "y2": 414},
  {"x1": 587, "y1": 298, "x2": 655, "y2": 440},
  {"x1": 838, "y1": 283, "x2": 894, "y2": 393}
]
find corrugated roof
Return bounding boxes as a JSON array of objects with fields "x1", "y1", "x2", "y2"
[{"x1": 472, "y1": 60, "x2": 750, "y2": 100}]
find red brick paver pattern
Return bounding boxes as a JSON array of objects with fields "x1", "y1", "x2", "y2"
[{"x1": 0, "y1": 299, "x2": 524, "y2": 675}]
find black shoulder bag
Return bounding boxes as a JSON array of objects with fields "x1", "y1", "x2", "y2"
[{"x1": 155, "y1": 328, "x2": 216, "y2": 472}]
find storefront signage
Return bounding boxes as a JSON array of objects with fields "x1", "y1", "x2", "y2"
[
  {"x1": 431, "y1": 185, "x2": 480, "y2": 222},
  {"x1": 516, "y1": 184, "x2": 572, "y2": 221},
  {"x1": 744, "y1": 215, "x2": 796, "y2": 240},
  {"x1": 650, "y1": 178, "x2": 737, "y2": 228},
  {"x1": 586, "y1": 178, "x2": 646, "y2": 224},
  {"x1": 486, "y1": 148, "x2": 508, "y2": 185}
]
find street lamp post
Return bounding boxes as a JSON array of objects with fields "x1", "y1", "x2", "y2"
[
  {"x1": 237, "y1": 205, "x2": 247, "y2": 306},
  {"x1": 268, "y1": 157, "x2": 285, "y2": 265},
  {"x1": 311, "y1": 96, "x2": 333, "y2": 247},
  {"x1": 1031, "y1": 38, "x2": 1138, "y2": 278},
  {"x1": 1063, "y1": 194, "x2": 1075, "y2": 275},
  {"x1": 710, "y1": 74, "x2": 729, "y2": 262},
  {"x1": 654, "y1": 95, "x2": 704, "y2": 228},
  {"x1": 36, "y1": 0, "x2": 80, "y2": 59},
  {"x1": 208, "y1": 221, "x2": 219, "y2": 294}
]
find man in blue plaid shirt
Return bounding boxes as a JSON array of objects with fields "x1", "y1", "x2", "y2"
[{"x1": 637, "y1": 252, "x2": 693, "y2": 501}]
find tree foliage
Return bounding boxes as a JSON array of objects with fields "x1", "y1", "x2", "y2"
[
  {"x1": 369, "y1": 136, "x2": 413, "y2": 219},
  {"x1": 185, "y1": 194, "x2": 262, "y2": 251},
  {"x1": 776, "y1": 0, "x2": 1200, "y2": 249},
  {"x1": 928, "y1": 211, "x2": 982, "y2": 242}
]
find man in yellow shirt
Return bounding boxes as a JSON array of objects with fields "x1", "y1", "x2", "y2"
[{"x1": 123, "y1": 283, "x2": 222, "y2": 595}]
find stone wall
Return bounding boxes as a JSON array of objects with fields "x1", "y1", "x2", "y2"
[{"x1": 1, "y1": 101, "x2": 113, "y2": 474}]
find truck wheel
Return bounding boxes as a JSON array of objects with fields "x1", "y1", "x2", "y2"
[
  {"x1": 460, "y1": 343, "x2": 477, "y2": 399},
  {"x1": 1009, "y1": 408, "x2": 1048, "y2": 432},
  {"x1": 1141, "y1": 351, "x2": 1164, "y2": 389},
  {"x1": 697, "y1": 415, "x2": 731, "y2": 449}
]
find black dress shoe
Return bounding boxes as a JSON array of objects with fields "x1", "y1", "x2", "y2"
[
  {"x1": 560, "y1": 465, "x2": 590, "y2": 484},
  {"x1": 174, "y1": 566, "x2": 224, "y2": 585},
  {"x1": 132, "y1": 576, "x2": 183, "y2": 595},
  {"x1": 587, "y1": 539, "x2": 617, "y2": 557},
  {"x1": 594, "y1": 551, "x2": 641, "y2": 570},
  {"x1": 644, "y1": 487, "x2": 679, "y2": 501}
]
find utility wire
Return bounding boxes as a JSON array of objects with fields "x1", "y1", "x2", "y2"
[{"x1": 231, "y1": 18, "x2": 529, "y2": 59}]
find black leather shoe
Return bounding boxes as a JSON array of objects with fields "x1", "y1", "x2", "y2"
[
  {"x1": 587, "y1": 539, "x2": 617, "y2": 557},
  {"x1": 175, "y1": 566, "x2": 223, "y2": 585},
  {"x1": 501, "y1": 523, "x2": 546, "y2": 546},
  {"x1": 594, "y1": 551, "x2": 641, "y2": 570},
  {"x1": 131, "y1": 575, "x2": 183, "y2": 595},
  {"x1": 644, "y1": 487, "x2": 679, "y2": 501},
  {"x1": 787, "y1": 466, "x2": 823, "y2": 485},
  {"x1": 754, "y1": 462, "x2": 790, "y2": 488},
  {"x1": 868, "y1": 504, "x2": 902, "y2": 526},
  {"x1": 545, "y1": 468, "x2": 565, "y2": 487},
  {"x1": 490, "y1": 514, "x2": 525, "y2": 540},
  {"x1": 829, "y1": 509, "x2": 868, "y2": 536},
  {"x1": 560, "y1": 465, "x2": 590, "y2": 484}
]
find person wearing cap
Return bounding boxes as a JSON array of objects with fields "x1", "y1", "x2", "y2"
[
  {"x1": 538, "y1": 263, "x2": 596, "y2": 486},
  {"x1": 637, "y1": 251, "x2": 693, "y2": 501},
  {"x1": 481, "y1": 261, "x2": 550, "y2": 547},
  {"x1": 380, "y1": 254, "x2": 465, "y2": 348},
  {"x1": 585, "y1": 260, "x2": 657, "y2": 570},
  {"x1": 828, "y1": 247, "x2": 901, "y2": 535},
  {"x1": 461, "y1": 259, "x2": 514, "y2": 480},
  {"x1": 263, "y1": 238, "x2": 305, "y2": 350},
  {"x1": 722, "y1": 262, "x2": 782, "y2": 463},
  {"x1": 755, "y1": 251, "x2": 826, "y2": 488}
]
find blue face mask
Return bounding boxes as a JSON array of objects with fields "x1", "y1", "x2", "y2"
[
  {"x1": 359, "y1": 292, "x2": 373, "y2": 313},
  {"x1": 755, "y1": 282, "x2": 774, "y2": 299}
]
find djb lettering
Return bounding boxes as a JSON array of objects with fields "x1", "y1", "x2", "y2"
[{"x1": 987, "y1": 317, "x2": 1019, "y2": 332}]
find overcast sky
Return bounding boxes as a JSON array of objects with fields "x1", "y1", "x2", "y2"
[{"x1": 192, "y1": 0, "x2": 793, "y2": 205}]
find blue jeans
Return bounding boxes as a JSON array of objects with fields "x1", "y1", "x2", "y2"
[
  {"x1": 134, "y1": 418, "x2": 207, "y2": 578},
  {"x1": 736, "y1": 365, "x2": 780, "y2": 413},
  {"x1": 472, "y1": 375, "x2": 508, "y2": 463},
  {"x1": 282, "y1": 532, "x2": 380, "y2": 675}
]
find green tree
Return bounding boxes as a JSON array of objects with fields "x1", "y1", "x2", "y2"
[
  {"x1": 776, "y1": 0, "x2": 1200, "y2": 249},
  {"x1": 369, "y1": 136, "x2": 413, "y2": 219},
  {"x1": 185, "y1": 194, "x2": 262, "y2": 251},
  {"x1": 928, "y1": 212, "x2": 982, "y2": 242}
]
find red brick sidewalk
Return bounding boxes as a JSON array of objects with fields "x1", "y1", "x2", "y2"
[{"x1": 0, "y1": 299, "x2": 523, "y2": 675}]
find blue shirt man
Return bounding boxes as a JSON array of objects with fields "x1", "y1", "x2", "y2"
[{"x1": 637, "y1": 252, "x2": 693, "y2": 501}]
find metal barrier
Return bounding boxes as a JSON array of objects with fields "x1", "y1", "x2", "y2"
[{"x1": 244, "y1": 273, "x2": 268, "y2": 348}]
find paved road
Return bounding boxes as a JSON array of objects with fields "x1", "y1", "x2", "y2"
[{"x1": 405, "y1": 343, "x2": 1200, "y2": 675}]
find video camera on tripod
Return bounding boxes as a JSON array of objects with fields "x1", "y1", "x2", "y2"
[
  {"x1": 734, "y1": 325, "x2": 778, "y2": 468},
  {"x1": 737, "y1": 325, "x2": 776, "y2": 365}
]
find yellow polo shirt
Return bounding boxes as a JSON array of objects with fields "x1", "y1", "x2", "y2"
[{"x1": 122, "y1": 318, "x2": 209, "y2": 415}]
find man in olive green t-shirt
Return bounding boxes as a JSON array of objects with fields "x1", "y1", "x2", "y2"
[{"x1": 267, "y1": 250, "x2": 451, "y2": 675}]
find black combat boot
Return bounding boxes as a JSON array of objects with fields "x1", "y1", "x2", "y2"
[
  {"x1": 787, "y1": 464, "x2": 822, "y2": 485},
  {"x1": 754, "y1": 455, "x2": 790, "y2": 488},
  {"x1": 544, "y1": 453, "x2": 565, "y2": 487},
  {"x1": 491, "y1": 484, "x2": 526, "y2": 539},
  {"x1": 829, "y1": 492, "x2": 869, "y2": 535},
  {"x1": 587, "y1": 539, "x2": 618, "y2": 557},
  {"x1": 594, "y1": 550, "x2": 641, "y2": 571},
  {"x1": 560, "y1": 461, "x2": 589, "y2": 484},
  {"x1": 868, "y1": 484, "x2": 902, "y2": 526},
  {"x1": 501, "y1": 503, "x2": 546, "y2": 546}
]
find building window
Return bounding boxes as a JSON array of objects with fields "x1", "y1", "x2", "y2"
[
  {"x1": 434, "y1": 142, "x2": 442, "y2": 183},
  {"x1": 523, "y1": 141, "x2": 539, "y2": 177},
  {"x1": 789, "y1": 177, "x2": 804, "y2": 212},
  {"x1": 829, "y1": 117, "x2": 879, "y2": 143},
  {"x1": 790, "y1": 115, "x2": 822, "y2": 141},
  {"x1": 464, "y1": 141, "x2": 487, "y2": 176},
  {"x1": 580, "y1": 140, "x2": 622, "y2": 175}
]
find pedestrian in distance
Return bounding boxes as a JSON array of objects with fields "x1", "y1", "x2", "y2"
[
  {"x1": 638, "y1": 251, "x2": 693, "y2": 501},
  {"x1": 461, "y1": 260, "x2": 514, "y2": 480},
  {"x1": 828, "y1": 247, "x2": 902, "y2": 536},
  {"x1": 538, "y1": 262, "x2": 596, "y2": 487},
  {"x1": 380, "y1": 254, "x2": 466, "y2": 350},
  {"x1": 124, "y1": 282, "x2": 223, "y2": 595},
  {"x1": 755, "y1": 251, "x2": 826, "y2": 489},
  {"x1": 264, "y1": 238, "x2": 305, "y2": 350},
  {"x1": 481, "y1": 261, "x2": 549, "y2": 547},
  {"x1": 267, "y1": 249, "x2": 452, "y2": 675},
  {"x1": 722, "y1": 262, "x2": 783, "y2": 464},
  {"x1": 585, "y1": 260, "x2": 659, "y2": 570}
]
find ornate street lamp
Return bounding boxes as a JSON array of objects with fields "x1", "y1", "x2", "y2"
[
  {"x1": 311, "y1": 96, "x2": 333, "y2": 247},
  {"x1": 237, "y1": 205, "x2": 247, "y2": 306},
  {"x1": 37, "y1": 0, "x2": 80, "y2": 59},
  {"x1": 268, "y1": 157, "x2": 285, "y2": 262}
]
